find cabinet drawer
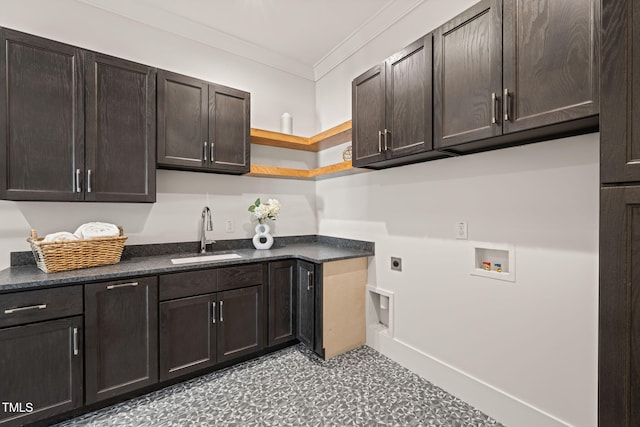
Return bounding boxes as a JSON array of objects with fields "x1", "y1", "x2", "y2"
[
  {"x1": 159, "y1": 269, "x2": 217, "y2": 301},
  {"x1": 0, "y1": 286, "x2": 83, "y2": 327},
  {"x1": 217, "y1": 264, "x2": 264, "y2": 292}
]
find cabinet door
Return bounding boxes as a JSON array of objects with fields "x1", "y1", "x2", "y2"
[
  {"x1": 296, "y1": 261, "x2": 315, "y2": 349},
  {"x1": 85, "y1": 53, "x2": 156, "y2": 202},
  {"x1": 209, "y1": 84, "x2": 250, "y2": 174},
  {"x1": 0, "y1": 316, "x2": 82, "y2": 427},
  {"x1": 601, "y1": 0, "x2": 639, "y2": 184},
  {"x1": 157, "y1": 70, "x2": 208, "y2": 170},
  {"x1": 0, "y1": 29, "x2": 84, "y2": 201},
  {"x1": 217, "y1": 286, "x2": 263, "y2": 363},
  {"x1": 502, "y1": 0, "x2": 599, "y2": 134},
  {"x1": 352, "y1": 64, "x2": 387, "y2": 167},
  {"x1": 85, "y1": 277, "x2": 158, "y2": 404},
  {"x1": 385, "y1": 35, "x2": 433, "y2": 158},
  {"x1": 434, "y1": 0, "x2": 502, "y2": 149},
  {"x1": 268, "y1": 260, "x2": 295, "y2": 347},
  {"x1": 600, "y1": 186, "x2": 640, "y2": 426},
  {"x1": 159, "y1": 294, "x2": 216, "y2": 381}
]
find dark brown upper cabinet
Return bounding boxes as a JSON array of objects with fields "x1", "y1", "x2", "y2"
[
  {"x1": 601, "y1": 0, "x2": 639, "y2": 184},
  {"x1": 85, "y1": 53, "x2": 156, "y2": 202},
  {"x1": 434, "y1": 0, "x2": 599, "y2": 153},
  {"x1": 0, "y1": 28, "x2": 157, "y2": 202},
  {"x1": 353, "y1": 35, "x2": 441, "y2": 169},
  {"x1": 0, "y1": 28, "x2": 84, "y2": 201},
  {"x1": 157, "y1": 70, "x2": 250, "y2": 175}
]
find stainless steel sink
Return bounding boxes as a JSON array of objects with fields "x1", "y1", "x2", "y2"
[{"x1": 170, "y1": 253, "x2": 242, "y2": 265}]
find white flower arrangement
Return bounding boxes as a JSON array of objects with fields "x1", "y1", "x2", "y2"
[{"x1": 248, "y1": 198, "x2": 281, "y2": 224}]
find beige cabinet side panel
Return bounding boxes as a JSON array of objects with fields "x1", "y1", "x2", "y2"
[{"x1": 322, "y1": 257, "x2": 368, "y2": 359}]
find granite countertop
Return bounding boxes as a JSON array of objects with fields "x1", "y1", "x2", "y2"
[{"x1": 0, "y1": 236, "x2": 374, "y2": 293}]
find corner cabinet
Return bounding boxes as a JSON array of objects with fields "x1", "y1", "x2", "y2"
[
  {"x1": 84, "y1": 277, "x2": 158, "y2": 404},
  {"x1": 157, "y1": 70, "x2": 250, "y2": 175},
  {"x1": 268, "y1": 260, "x2": 296, "y2": 347},
  {"x1": 434, "y1": 0, "x2": 599, "y2": 153},
  {"x1": 296, "y1": 258, "x2": 368, "y2": 359},
  {"x1": 0, "y1": 28, "x2": 157, "y2": 202},
  {"x1": 353, "y1": 35, "x2": 441, "y2": 169}
]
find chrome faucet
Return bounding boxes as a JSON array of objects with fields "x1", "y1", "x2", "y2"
[{"x1": 200, "y1": 206, "x2": 215, "y2": 253}]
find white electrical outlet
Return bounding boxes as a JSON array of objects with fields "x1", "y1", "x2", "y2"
[
  {"x1": 225, "y1": 220, "x2": 234, "y2": 233},
  {"x1": 455, "y1": 221, "x2": 468, "y2": 240}
]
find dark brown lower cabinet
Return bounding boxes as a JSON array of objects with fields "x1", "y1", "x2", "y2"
[
  {"x1": 0, "y1": 316, "x2": 83, "y2": 427},
  {"x1": 159, "y1": 294, "x2": 216, "y2": 381},
  {"x1": 85, "y1": 277, "x2": 158, "y2": 404},
  {"x1": 296, "y1": 261, "x2": 315, "y2": 349},
  {"x1": 217, "y1": 286, "x2": 263, "y2": 363},
  {"x1": 268, "y1": 261, "x2": 295, "y2": 346},
  {"x1": 600, "y1": 186, "x2": 640, "y2": 426}
]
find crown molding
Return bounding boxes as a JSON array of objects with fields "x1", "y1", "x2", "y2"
[
  {"x1": 75, "y1": 0, "x2": 424, "y2": 82},
  {"x1": 312, "y1": 0, "x2": 425, "y2": 81},
  {"x1": 74, "y1": 0, "x2": 315, "y2": 81}
]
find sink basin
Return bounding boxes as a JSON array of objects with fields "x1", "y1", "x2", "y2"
[{"x1": 170, "y1": 253, "x2": 242, "y2": 265}]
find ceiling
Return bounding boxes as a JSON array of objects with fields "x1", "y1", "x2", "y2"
[{"x1": 76, "y1": 0, "x2": 425, "y2": 81}]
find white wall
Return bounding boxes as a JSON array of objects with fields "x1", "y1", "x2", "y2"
[
  {"x1": 315, "y1": 1, "x2": 599, "y2": 426},
  {"x1": 0, "y1": 0, "x2": 318, "y2": 270}
]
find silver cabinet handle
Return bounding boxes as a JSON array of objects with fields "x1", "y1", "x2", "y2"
[
  {"x1": 307, "y1": 271, "x2": 312, "y2": 291},
  {"x1": 203, "y1": 141, "x2": 208, "y2": 162},
  {"x1": 378, "y1": 131, "x2": 383, "y2": 153},
  {"x1": 210, "y1": 140, "x2": 214, "y2": 161},
  {"x1": 73, "y1": 327, "x2": 79, "y2": 356},
  {"x1": 76, "y1": 169, "x2": 81, "y2": 193},
  {"x1": 491, "y1": 92, "x2": 497, "y2": 124},
  {"x1": 87, "y1": 170, "x2": 92, "y2": 193},
  {"x1": 503, "y1": 88, "x2": 511, "y2": 122},
  {"x1": 106, "y1": 282, "x2": 138, "y2": 290},
  {"x1": 219, "y1": 300, "x2": 224, "y2": 322},
  {"x1": 4, "y1": 304, "x2": 47, "y2": 314},
  {"x1": 212, "y1": 301, "x2": 216, "y2": 324},
  {"x1": 384, "y1": 129, "x2": 389, "y2": 151}
]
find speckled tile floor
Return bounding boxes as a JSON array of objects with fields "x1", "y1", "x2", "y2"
[{"x1": 56, "y1": 344, "x2": 505, "y2": 427}]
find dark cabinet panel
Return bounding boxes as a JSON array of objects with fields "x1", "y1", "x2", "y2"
[
  {"x1": 218, "y1": 263, "x2": 264, "y2": 292},
  {"x1": 0, "y1": 285, "x2": 82, "y2": 328},
  {"x1": 217, "y1": 285, "x2": 263, "y2": 363},
  {"x1": 352, "y1": 64, "x2": 386, "y2": 167},
  {"x1": 209, "y1": 84, "x2": 250, "y2": 174},
  {"x1": 159, "y1": 294, "x2": 216, "y2": 381},
  {"x1": 600, "y1": 186, "x2": 640, "y2": 426},
  {"x1": 85, "y1": 53, "x2": 156, "y2": 202},
  {"x1": 353, "y1": 34, "x2": 437, "y2": 169},
  {"x1": 434, "y1": 0, "x2": 502, "y2": 149},
  {"x1": 157, "y1": 70, "x2": 250, "y2": 175},
  {"x1": 0, "y1": 316, "x2": 83, "y2": 427},
  {"x1": 159, "y1": 268, "x2": 217, "y2": 301},
  {"x1": 296, "y1": 261, "x2": 315, "y2": 349},
  {"x1": 157, "y1": 70, "x2": 208, "y2": 169},
  {"x1": 85, "y1": 277, "x2": 158, "y2": 404},
  {"x1": 385, "y1": 36, "x2": 432, "y2": 157},
  {"x1": 601, "y1": 0, "x2": 639, "y2": 184},
  {"x1": 0, "y1": 28, "x2": 84, "y2": 201},
  {"x1": 268, "y1": 260, "x2": 295, "y2": 346},
  {"x1": 502, "y1": 0, "x2": 599, "y2": 134}
]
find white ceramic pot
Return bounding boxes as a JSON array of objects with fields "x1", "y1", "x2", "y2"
[{"x1": 252, "y1": 223, "x2": 274, "y2": 250}]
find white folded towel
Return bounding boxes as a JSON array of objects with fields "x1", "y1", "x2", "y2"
[
  {"x1": 74, "y1": 222, "x2": 120, "y2": 239},
  {"x1": 43, "y1": 231, "x2": 80, "y2": 243}
]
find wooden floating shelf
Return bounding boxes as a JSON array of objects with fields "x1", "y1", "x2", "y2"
[
  {"x1": 247, "y1": 161, "x2": 369, "y2": 181},
  {"x1": 248, "y1": 120, "x2": 362, "y2": 179},
  {"x1": 250, "y1": 120, "x2": 352, "y2": 152}
]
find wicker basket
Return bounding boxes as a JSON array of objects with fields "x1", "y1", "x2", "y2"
[{"x1": 28, "y1": 228, "x2": 127, "y2": 273}]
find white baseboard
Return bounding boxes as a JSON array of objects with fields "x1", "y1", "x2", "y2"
[{"x1": 367, "y1": 330, "x2": 572, "y2": 427}]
